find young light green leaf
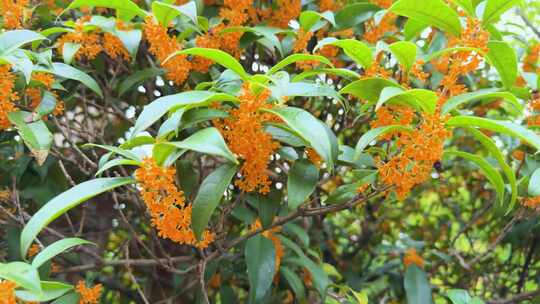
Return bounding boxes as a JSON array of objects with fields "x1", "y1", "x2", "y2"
[
  {"x1": 245, "y1": 235, "x2": 276, "y2": 303},
  {"x1": 355, "y1": 125, "x2": 412, "y2": 158},
  {"x1": 299, "y1": 11, "x2": 335, "y2": 31},
  {"x1": 16, "y1": 281, "x2": 73, "y2": 302},
  {"x1": 32, "y1": 238, "x2": 94, "y2": 268},
  {"x1": 529, "y1": 168, "x2": 540, "y2": 197},
  {"x1": 287, "y1": 159, "x2": 319, "y2": 210},
  {"x1": 388, "y1": 41, "x2": 417, "y2": 71},
  {"x1": 63, "y1": 0, "x2": 147, "y2": 20},
  {"x1": 62, "y1": 42, "x2": 81, "y2": 65},
  {"x1": 315, "y1": 38, "x2": 373, "y2": 68},
  {"x1": 404, "y1": 265, "x2": 433, "y2": 304},
  {"x1": 165, "y1": 48, "x2": 250, "y2": 80},
  {"x1": 444, "y1": 150, "x2": 505, "y2": 205},
  {"x1": 268, "y1": 54, "x2": 333, "y2": 75},
  {"x1": 482, "y1": 0, "x2": 521, "y2": 25},
  {"x1": 0, "y1": 262, "x2": 41, "y2": 294},
  {"x1": 376, "y1": 87, "x2": 438, "y2": 114},
  {"x1": 264, "y1": 107, "x2": 337, "y2": 170},
  {"x1": 486, "y1": 41, "x2": 517, "y2": 89},
  {"x1": 446, "y1": 116, "x2": 540, "y2": 150},
  {"x1": 389, "y1": 0, "x2": 461, "y2": 36},
  {"x1": 20, "y1": 177, "x2": 135, "y2": 257},
  {"x1": 341, "y1": 77, "x2": 403, "y2": 102},
  {"x1": 404, "y1": 19, "x2": 429, "y2": 40},
  {"x1": 152, "y1": 1, "x2": 198, "y2": 26},
  {"x1": 132, "y1": 91, "x2": 237, "y2": 137},
  {"x1": 162, "y1": 127, "x2": 237, "y2": 164},
  {"x1": 441, "y1": 89, "x2": 522, "y2": 115},
  {"x1": 191, "y1": 163, "x2": 237, "y2": 239},
  {"x1": 8, "y1": 111, "x2": 53, "y2": 166}
]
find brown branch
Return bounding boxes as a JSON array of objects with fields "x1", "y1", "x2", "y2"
[{"x1": 488, "y1": 288, "x2": 540, "y2": 304}]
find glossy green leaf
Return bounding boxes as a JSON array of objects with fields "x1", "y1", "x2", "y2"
[
  {"x1": 315, "y1": 38, "x2": 373, "y2": 68},
  {"x1": 299, "y1": 11, "x2": 335, "y2": 31},
  {"x1": 36, "y1": 63, "x2": 103, "y2": 97},
  {"x1": 334, "y1": 3, "x2": 380, "y2": 29},
  {"x1": 118, "y1": 67, "x2": 164, "y2": 96},
  {"x1": 482, "y1": 0, "x2": 521, "y2": 24},
  {"x1": 51, "y1": 292, "x2": 80, "y2": 304},
  {"x1": 20, "y1": 177, "x2": 135, "y2": 257},
  {"x1": 341, "y1": 77, "x2": 403, "y2": 102},
  {"x1": 389, "y1": 0, "x2": 461, "y2": 36},
  {"x1": 355, "y1": 125, "x2": 412, "y2": 158},
  {"x1": 287, "y1": 159, "x2": 319, "y2": 210},
  {"x1": 32, "y1": 238, "x2": 93, "y2": 269},
  {"x1": 63, "y1": 0, "x2": 147, "y2": 20},
  {"x1": 0, "y1": 262, "x2": 41, "y2": 294},
  {"x1": 446, "y1": 116, "x2": 540, "y2": 150},
  {"x1": 376, "y1": 87, "x2": 438, "y2": 114},
  {"x1": 16, "y1": 281, "x2": 73, "y2": 302},
  {"x1": 486, "y1": 41, "x2": 518, "y2": 89},
  {"x1": 281, "y1": 267, "x2": 306, "y2": 301},
  {"x1": 163, "y1": 127, "x2": 237, "y2": 164},
  {"x1": 289, "y1": 255, "x2": 330, "y2": 300},
  {"x1": 388, "y1": 41, "x2": 417, "y2": 71},
  {"x1": 268, "y1": 54, "x2": 333, "y2": 75},
  {"x1": 8, "y1": 111, "x2": 53, "y2": 166},
  {"x1": 264, "y1": 107, "x2": 337, "y2": 170},
  {"x1": 447, "y1": 289, "x2": 471, "y2": 304},
  {"x1": 132, "y1": 91, "x2": 237, "y2": 136},
  {"x1": 403, "y1": 19, "x2": 429, "y2": 40},
  {"x1": 0, "y1": 30, "x2": 45, "y2": 55},
  {"x1": 444, "y1": 150, "x2": 505, "y2": 205},
  {"x1": 404, "y1": 265, "x2": 433, "y2": 304},
  {"x1": 441, "y1": 89, "x2": 522, "y2": 115},
  {"x1": 245, "y1": 235, "x2": 276, "y2": 303},
  {"x1": 166, "y1": 48, "x2": 250, "y2": 80},
  {"x1": 191, "y1": 163, "x2": 237, "y2": 239},
  {"x1": 95, "y1": 158, "x2": 140, "y2": 176},
  {"x1": 152, "y1": 1, "x2": 197, "y2": 26},
  {"x1": 529, "y1": 168, "x2": 540, "y2": 197}
]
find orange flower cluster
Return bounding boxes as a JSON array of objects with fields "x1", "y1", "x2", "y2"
[
  {"x1": 143, "y1": 16, "x2": 190, "y2": 85},
  {"x1": 293, "y1": 28, "x2": 314, "y2": 53},
  {"x1": 410, "y1": 60, "x2": 429, "y2": 83},
  {"x1": 214, "y1": 85, "x2": 280, "y2": 193},
  {"x1": 523, "y1": 42, "x2": 540, "y2": 73},
  {"x1": 522, "y1": 196, "x2": 540, "y2": 210},
  {"x1": 193, "y1": 33, "x2": 221, "y2": 73},
  {"x1": 433, "y1": 18, "x2": 489, "y2": 104},
  {"x1": 76, "y1": 281, "x2": 102, "y2": 304},
  {"x1": 528, "y1": 94, "x2": 540, "y2": 127},
  {"x1": 403, "y1": 248, "x2": 424, "y2": 268},
  {"x1": 58, "y1": 17, "x2": 130, "y2": 63},
  {"x1": 0, "y1": 280, "x2": 17, "y2": 304},
  {"x1": 27, "y1": 243, "x2": 41, "y2": 258},
  {"x1": 135, "y1": 158, "x2": 215, "y2": 248},
  {"x1": 363, "y1": 13, "x2": 397, "y2": 45},
  {"x1": 270, "y1": 0, "x2": 301, "y2": 29},
  {"x1": 319, "y1": 0, "x2": 344, "y2": 12},
  {"x1": 370, "y1": 0, "x2": 393, "y2": 9},
  {"x1": 0, "y1": 65, "x2": 19, "y2": 130},
  {"x1": 306, "y1": 147, "x2": 322, "y2": 168},
  {"x1": 0, "y1": 0, "x2": 29, "y2": 29},
  {"x1": 378, "y1": 113, "x2": 450, "y2": 199},
  {"x1": 251, "y1": 219, "x2": 284, "y2": 273},
  {"x1": 364, "y1": 53, "x2": 392, "y2": 79},
  {"x1": 370, "y1": 105, "x2": 415, "y2": 140}
]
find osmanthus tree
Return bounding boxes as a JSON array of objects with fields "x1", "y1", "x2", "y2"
[{"x1": 1, "y1": 0, "x2": 540, "y2": 303}]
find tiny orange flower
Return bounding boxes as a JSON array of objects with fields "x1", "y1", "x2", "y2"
[
  {"x1": 403, "y1": 248, "x2": 424, "y2": 268},
  {"x1": 76, "y1": 281, "x2": 102, "y2": 304},
  {"x1": 0, "y1": 280, "x2": 17, "y2": 304}
]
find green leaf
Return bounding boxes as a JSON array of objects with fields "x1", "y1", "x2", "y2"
[
  {"x1": 466, "y1": 128, "x2": 517, "y2": 210},
  {"x1": 20, "y1": 177, "x2": 135, "y2": 257},
  {"x1": 444, "y1": 150, "x2": 505, "y2": 205},
  {"x1": 132, "y1": 91, "x2": 237, "y2": 136},
  {"x1": 36, "y1": 63, "x2": 103, "y2": 98},
  {"x1": 152, "y1": 1, "x2": 198, "y2": 26},
  {"x1": 441, "y1": 89, "x2": 522, "y2": 115},
  {"x1": 447, "y1": 289, "x2": 471, "y2": 304},
  {"x1": 191, "y1": 163, "x2": 237, "y2": 239},
  {"x1": 388, "y1": 41, "x2": 417, "y2": 71},
  {"x1": 63, "y1": 0, "x2": 147, "y2": 20},
  {"x1": 162, "y1": 127, "x2": 237, "y2": 164},
  {"x1": 245, "y1": 235, "x2": 276, "y2": 303},
  {"x1": 16, "y1": 281, "x2": 73, "y2": 302},
  {"x1": 51, "y1": 292, "x2": 80, "y2": 304},
  {"x1": 376, "y1": 87, "x2": 438, "y2": 114},
  {"x1": 293, "y1": 68, "x2": 360, "y2": 81},
  {"x1": 486, "y1": 41, "x2": 517, "y2": 89},
  {"x1": 354, "y1": 125, "x2": 412, "y2": 158},
  {"x1": 0, "y1": 262, "x2": 41, "y2": 294},
  {"x1": 404, "y1": 19, "x2": 429, "y2": 40},
  {"x1": 404, "y1": 265, "x2": 433, "y2": 304},
  {"x1": 268, "y1": 54, "x2": 333, "y2": 75},
  {"x1": 32, "y1": 238, "x2": 94, "y2": 268},
  {"x1": 299, "y1": 11, "x2": 335, "y2": 31},
  {"x1": 36, "y1": 91, "x2": 58, "y2": 117},
  {"x1": 334, "y1": 3, "x2": 380, "y2": 29},
  {"x1": 281, "y1": 267, "x2": 306, "y2": 301},
  {"x1": 287, "y1": 159, "x2": 319, "y2": 210},
  {"x1": 95, "y1": 158, "x2": 140, "y2": 176},
  {"x1": 264, "y1": 107, "x2": 337, "y2": 170},
  {"x1": 341, "y1": 77, "x2": 403, "y2": 102},
  {"x1": 62, "y1": 42, "x2": 80, "y2": 65},
  {"x1": 8, "y1": 111, "x2": 53, "y2": 166},
  {"x1": 2, "y1": 49, "x2": 33, "y2": 83},
  {"x1": 446, "y1": 116, "x2": 540, "y2": 150},
  {"x1": 482, "y1": 0, "x2": 521, "y2": 25},
  {"x1": 115, "y1": 29, "x2": 142, "y2": 60},
  {"x1": 529, "y1": 168, "x2": 540, "y2": 197},
  {"x1": 0, "y1": 30, "x2": 45, "y2": 55},
  {"x1": 389, "y1": 0, "x2": 462, "y2": 36},
  {"x1": 166, "y1": 48, "x2": 250, "y2": 80},
  {"x1": 315, "y1": 38, "x2": 373, "y2": 68},
  {"x1": 270, "y1": 81, "x2": 342, "y2": 101},
  {"x1": 118, "y1": 67, "x2": 164, "y2": 96},
  {"x1": 289, "y1": 255, "x2": 330, "y2": 300},
  {"x1": 220, "y1": 26, "x2": 285, "y2": 57}
]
